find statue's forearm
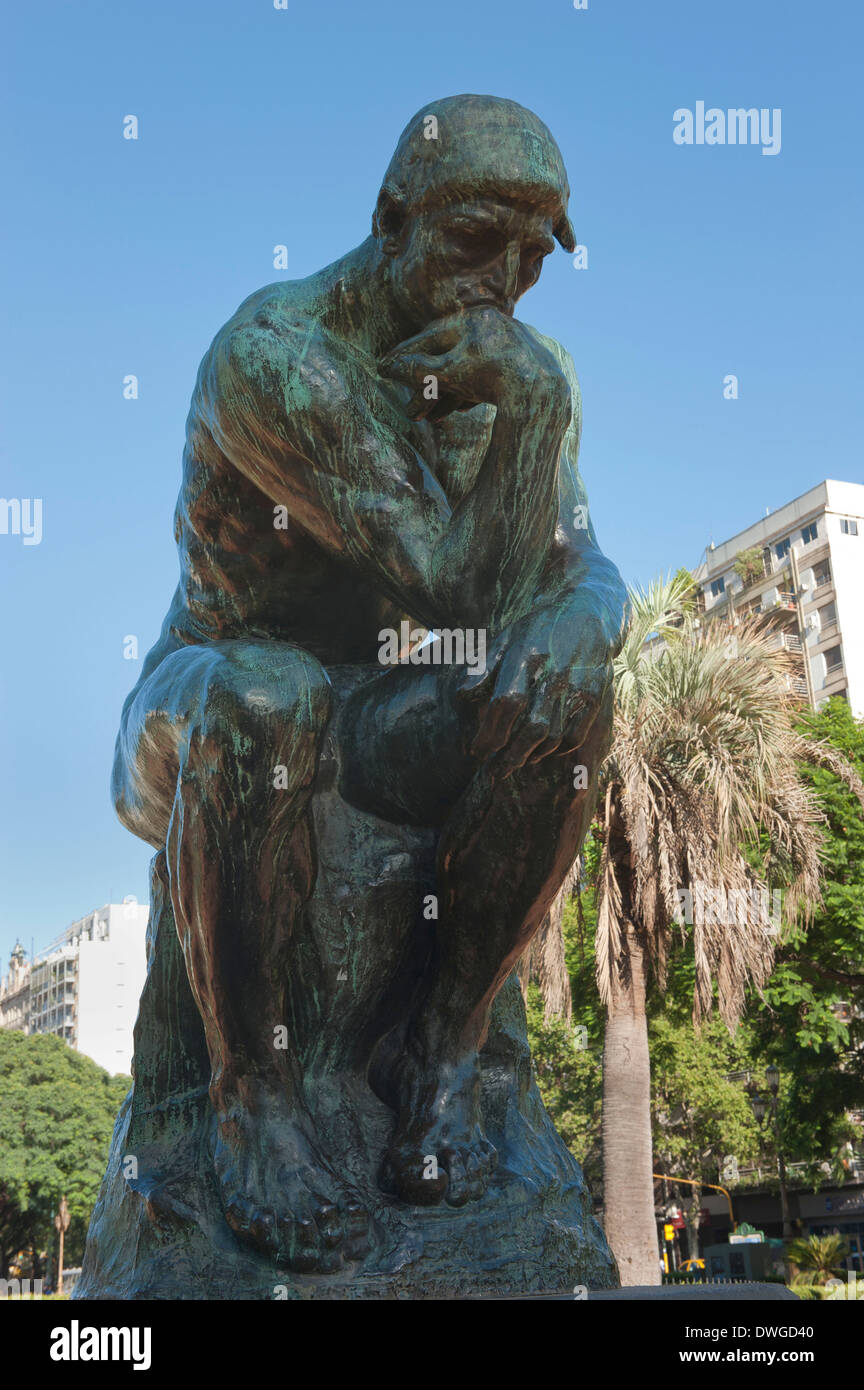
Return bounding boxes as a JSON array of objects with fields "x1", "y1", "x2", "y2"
[
  {"x1": 206, "y1": 318, "x2": 574, "y2": 632},
  {"x1": 537, "y1": 546, "x2": 630, "y2": 656},
  {"x1": 431, "y1": 386, "x2": 569, "y2": 627}
]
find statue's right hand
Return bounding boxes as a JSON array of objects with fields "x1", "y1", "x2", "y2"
[{"x1": 378, "y1": 306, "x2": 570, "y2": 423}]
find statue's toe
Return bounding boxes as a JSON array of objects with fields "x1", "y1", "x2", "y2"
[{"x1": 379, "y1": 1147, "x2": 449, "y2": 1205}]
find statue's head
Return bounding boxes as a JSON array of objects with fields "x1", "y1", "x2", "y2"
[{"x1": 373, "y1": 95, "x2": 575, "y2": 330}]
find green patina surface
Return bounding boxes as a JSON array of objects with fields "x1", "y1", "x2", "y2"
[{"x1": 79, "y1": 95, "x2": 627, "y2": 1299}]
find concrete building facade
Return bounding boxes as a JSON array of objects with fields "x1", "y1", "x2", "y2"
[
  {"x1": 693, "y1": 480, "x2": 864, "y2": 716},
  {"x1": 0, "y1": 902, "x2": 148, "y2": 1074},
  {"x1": 0, "y1": 942, "x2": 30, "y2": 1032}
]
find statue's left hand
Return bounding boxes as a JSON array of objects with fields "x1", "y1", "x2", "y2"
[{"x1": 462, "y1": 600, "x2": 614, "y2": 779}]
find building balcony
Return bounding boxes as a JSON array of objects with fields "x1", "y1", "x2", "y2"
[
  {"x1": 767, "y1": 631, "x2": 803, "y2": 653},
  {"x1": 785, "y1": 675, "x2": 809, "y2": 699},
  {"x1": 734, "y1": 567, "x2": 768, "y2": 591},
  {"x1": 823, "y1": 665, "x2": 846, "y2": 689}
]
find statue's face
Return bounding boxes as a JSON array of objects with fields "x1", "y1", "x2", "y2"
[{"x1": 385, "y1": 196, "x2": 557, "y2": 330}]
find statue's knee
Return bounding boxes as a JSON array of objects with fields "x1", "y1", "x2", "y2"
[
  {"x1": 201, "y1": 642, "x2": 332, "y2": 748},
  {"x1": 277, "y1": 648, "x2": 333, "y2": 732}
]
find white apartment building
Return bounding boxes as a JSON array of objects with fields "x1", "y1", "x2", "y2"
[
  {"x1": 0, "y1": 941, "x2": 30, "y2": 1032},
  {"x1": 693, "y1": 480, "x2": 864, "y2": 717},
  {"x1": 0, "y1": 902, "x2": 149, "y2": 1074}
]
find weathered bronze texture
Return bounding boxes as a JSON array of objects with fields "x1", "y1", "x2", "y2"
[{"x1": 78, "y1": 95, "x2": 628, "y2": 1299}]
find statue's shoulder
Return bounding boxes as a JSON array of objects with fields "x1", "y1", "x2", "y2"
[
  {"x1": 523, "y1": 323, "x2": 583, "y2": 444},
  {"x1": 216, "y1": 281, "x2": 318, "y2": 340},
  {"x1": 201, "y1": 282, "x2": 333, "y2": 389}
]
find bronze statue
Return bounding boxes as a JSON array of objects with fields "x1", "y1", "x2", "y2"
[{"x1": 79, "y1": 94, "x2": 627, "y2": 1299}]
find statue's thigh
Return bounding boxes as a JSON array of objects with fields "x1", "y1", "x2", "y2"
[{"x1": 112, "y1": 639, "x2": 330, "y2": 847}]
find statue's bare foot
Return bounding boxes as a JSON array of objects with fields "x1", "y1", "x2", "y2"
[
  {"x1": 213, "y1": 1086, "x2": 371, "y2": 1271},
  {"x1": 375, "y1": 1042, "x2": 497, "y2": 1207}
]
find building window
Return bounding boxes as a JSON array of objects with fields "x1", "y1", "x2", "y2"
[
  {"x1": 818, "y1": 601, "x2": 837, "y2": 630},
  {"x1": 775, "y1": 538, "x2": 791, "y2": 561},
  {"x1": 824, "y1": 645, "x2": 843, "y2": 672},
  {"x1": 840, "y1": 517, "x2": 859, "y2": 536},
  {"x1": 813, "y1": 560, "x2": 831, "y2": 587},
  {"x1": 801, "y1": 522, "x2": 818, "y2": 544},
  {"x1": 710, "y1": 577, "x2": 725, "y2": 597}
]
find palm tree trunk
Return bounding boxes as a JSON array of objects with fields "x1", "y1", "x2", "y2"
[{"x1": 602, "y1": 918, "x2": 660, "y2": 1285}]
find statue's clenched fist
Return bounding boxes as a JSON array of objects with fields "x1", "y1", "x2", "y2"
[{"x1": 379, "y1": 304, "x2": 572, "y2": 422}]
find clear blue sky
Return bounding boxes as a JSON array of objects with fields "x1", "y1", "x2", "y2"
[{"x1": 1, "y1": 0, "x2": 862, "y2": 954}]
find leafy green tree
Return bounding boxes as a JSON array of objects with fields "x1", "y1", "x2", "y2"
[
  {"x1": 524, "y1": 850, "x2": 605, "y2": 1184},
  {"x1": 525, "y1": 984, "x2": 604, "y2": 1186},
  {"x1": 748, "y1": 698, "x2": 864, "y2": 1174},
  {"x1": 0, "y1": 1031, "x2": 129, "y2": 1277},
  {"x1": 671, "y1": 567, "x2": 699, "y2": 611},
  {"x1": 650, "y1": 1004, "x2": 761, "y2": 1257},
  {"x1": 733, "y1": 547, "x2": 764, "y2": 588}
]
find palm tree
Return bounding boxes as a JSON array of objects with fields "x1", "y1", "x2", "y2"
[
  {"x1": 786, "y1": 1233, "x2": 850, "y2": 1286},
  {"x1": 518, "y1": 862, "x2": 578, "y2": 1023},
  {"x1": 523, "y1": 574, "x2": 864, "y2": 1286}
]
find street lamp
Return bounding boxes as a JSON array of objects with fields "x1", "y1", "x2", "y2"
[
  {"x1": 54, "y1": 1195, "x2": 70, "y2": 1296},
  {"x1": 751, "y1": 1068, "x2": 791, "y2": 1239}
]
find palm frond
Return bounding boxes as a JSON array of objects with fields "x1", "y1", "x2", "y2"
[
  {"x1": 594, "y1": 592, "x2": 828, "y2": 1027},
  {"x1": 792, "y1": 734, "x2": 864, "y2": 812}
]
